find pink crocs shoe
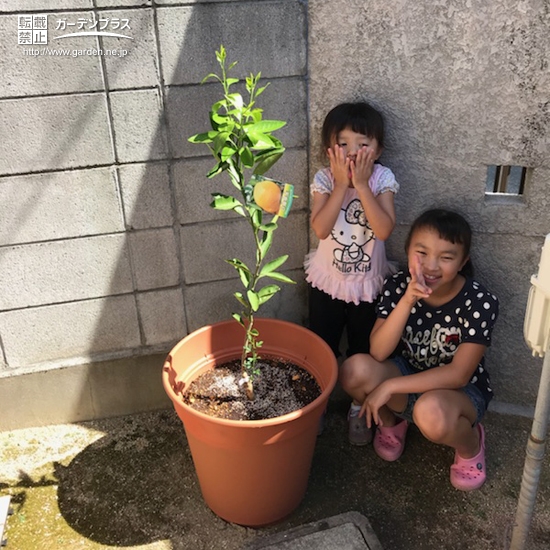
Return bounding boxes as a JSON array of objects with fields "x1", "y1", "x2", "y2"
[
  {"x1": 373, "y1": 420, "x2": 408, "y2": 461},
  {"x1": 450, "y1": 423, "x2": 486, "y2": 491}
]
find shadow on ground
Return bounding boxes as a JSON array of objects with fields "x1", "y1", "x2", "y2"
[
  {"x1": 1, "y1": 393, "x2": 549, "y2": 550},
  {"x1": 54, "y1": 411, "x2": 194, "y2": 547}
]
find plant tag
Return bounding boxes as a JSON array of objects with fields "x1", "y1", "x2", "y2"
[
  {"x1": 277, "y1": 183, "x2": 294, "y2": 218},
  {"x1": 250, "y1": 175, "x2": 294, "y2": 217}
]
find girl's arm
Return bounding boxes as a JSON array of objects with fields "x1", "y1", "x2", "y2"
[
  {"x1": 363, "y1": 342, "x2": 486, "y2": 426},
  {"x1": 355, "y1": 187, "x2": 396, "y2": 241},
  {"x1": 310, "y1": 186, "x2": 347, "y2": 240},
  {"x1": 370, "y1": 255, "x2": 431, "y2": 361},
  {"x1": 352, "y1": 147, "x2": 396, "y2": 241},
  {"x1": 310, "y1": 146, "x2": 352, "y2": 240},
  {"x1": 388, "y1": 343, "x2": 486, "y2": 393},
  {"x1": 369, "y1": 303, "x2": 411, "y2": 362}
]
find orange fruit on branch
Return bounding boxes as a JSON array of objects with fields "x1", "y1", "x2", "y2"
[{"x1": 253, "y1": 179, "x2": 282, "y2": 214}]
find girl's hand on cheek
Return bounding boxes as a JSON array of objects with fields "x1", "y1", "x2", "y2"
[
  {"x1": 350, "y1": 146, "x2": 375, "y2": 190},
  {"x1": 328, "y1": 145, "x2": 351, "y2": 189}
]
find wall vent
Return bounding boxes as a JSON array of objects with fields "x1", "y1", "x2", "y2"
[{"x1": 485, "y1": 165, "x2": 527, "y2": 195}]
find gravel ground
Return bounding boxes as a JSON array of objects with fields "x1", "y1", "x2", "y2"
[{"x1": 1, "y1": 394, "x2": 549, "y2": 550}]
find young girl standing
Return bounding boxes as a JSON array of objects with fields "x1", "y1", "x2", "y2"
[
  {"x1": 304, "y1": 102, "x2": 399, "y2": 444},
  {"x1": 340, "y1": 209, "x2": 499, "y2": 491}
]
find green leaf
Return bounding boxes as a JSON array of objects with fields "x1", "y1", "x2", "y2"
[
  {"x1": 232, "y1": 312, "x2": 244, "y2": 326},
  {"x1": 268, "y1": 136, "x2": 283, "y2": 149},
  {"x1": 265, "y1": 271, "x2": 296, "y2": 284},
  {"x1": 247, "y1": 290, "x2": 260, "y2": 311},
  {"x1": 220, "y1": 146, "x2": 236, "y2": 162},
  {"x1": 212, "y1": 131, "x2": 231, "y2": 152},
  {"x1": 227, "y1": 93, "x2": 244, "y2": 110},
  {"x1": 251, "y1": 207, "x2": 261, "y2": 227},
  {"x1": 245, "y1": 73, "x2": 260, "y2": 93},
  {"x1": 210, "y1": 194, "x2": 242, "y2": 211},
  {"x1": 200, "y1": 72, "x2": 221, "y2": 85},
  {"x1": 240, "y1": 146, "x2": 254, "y2": 168},
  {"x1": 216, "y1": 45, "x2": 226, "y2": 64},
  {"x1": 259, "y1": 255, "x2": 288, "y2": 276},
  {"x1": 206, "y1": 162, "x2": 225, "y2": 178},
  {"x1": 255, "y1": 83, "x2": 269, "y2": 97},
  {"x1": 253, "y1": 150, "x2": 284, "y2": 175},
  {"x1": 188, "y1": 131, "x2": 216, "y2": 144},
  {"x1": 226, "y1": 259, "x2": 251, "y2": 287},
  {"x1": 227, "y1": 166, "x2": 243, "y2": 190},
  {"x1": 237, "y1": 267, "x2": 251, "y2": 287},
  {"x1": 248, "y1": 120, "x2": 286, "y2": 133},
  {"x1": 212, "y1": 119, "x2": 235, "y2": 134},
  {"x1": 259, "y1": 222, "x2": 278, "y2": 232},
  {"x1": 247, "y1": 202, "x2": 262, "y2": 214},
  {"x1": 210, "y1": 101, "x2": 228, "y2": 129},
  {"x1": 226, "y1": 258, "x2": 251, "y2": 271},
  {"x1": 245, "y1": 130, "x2": 276, "y2": 149},
  {"x1": 251, "y1": 108, "x2": 263, "y2": 123},
  {"x1": 234, "y1": 292, "x2": 248, "y2": 307},
  {"x1": 257, "y1": 284, "x2": 280, "y2": 305},
  {"x1": 259, "y1": 230, "x2": 274, "y2": 257}
]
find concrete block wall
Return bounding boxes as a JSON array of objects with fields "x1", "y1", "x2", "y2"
[
  {"x1": 0, "y1": 0, "x2": 308, "y2": 429},
  {"x1": 309, "y1": 0, "x2": 550, "y2": 406},
  {"x1": 2, "y1": 0, "x2": 548, "y2": 429}
]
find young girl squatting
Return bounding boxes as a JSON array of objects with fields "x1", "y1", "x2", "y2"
[{"x1": 340, "y1": 209, "x2": 499, "y2": 491}]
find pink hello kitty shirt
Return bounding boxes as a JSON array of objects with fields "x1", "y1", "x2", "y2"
[{"x1": 304, "y1": 164, "x2": 399, "y2": 305}]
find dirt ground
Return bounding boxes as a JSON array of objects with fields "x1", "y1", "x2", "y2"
[{"x1": 1, "y1": 392, "x2": 549, "y2": 550}]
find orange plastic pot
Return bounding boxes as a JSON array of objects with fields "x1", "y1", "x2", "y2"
[{"x1": 162, "y1": 318, "x2": 338, "y2": 526}]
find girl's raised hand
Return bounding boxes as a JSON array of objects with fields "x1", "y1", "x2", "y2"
[
  {"x1": 350, "y1": 146, "x2": 376, "y2": 190},
  {"x1": 327, "y1": 145, "x2": 351, "y2": 189},
  {"x1": 405, "y1": 254, "x2": 431, "y2": 303}
]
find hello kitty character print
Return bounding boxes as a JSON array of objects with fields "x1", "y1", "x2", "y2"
[
  {"x1": 377, "y1": 271, "x2": 499, "y2": 404},
  {"x1": 331, "y1": 199, "x2": 374, "y2": 265},
  {"x1": 304, "y1": 164, "x2": 399, "y2": 305}
]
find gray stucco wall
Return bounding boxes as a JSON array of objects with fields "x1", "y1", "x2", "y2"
[
  {"x1": 0, "y1": 0, "x2": 308, "y2": 428},
  {"x1": 309, "y1": 0, "x2": 550, "y2": 405}
]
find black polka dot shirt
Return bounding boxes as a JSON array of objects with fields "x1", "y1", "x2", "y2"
[{"x1": 377, "y1": 271, "x2": 499, "y2": 405}]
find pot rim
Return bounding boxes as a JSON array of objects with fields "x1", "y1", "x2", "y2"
[{"x1": 162, "y1": 318, "x2": 338, "y2": 427}]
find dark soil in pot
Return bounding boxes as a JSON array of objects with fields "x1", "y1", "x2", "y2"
[{"x1": 183, "y1": 357, "x2": 321, "y2": 420}]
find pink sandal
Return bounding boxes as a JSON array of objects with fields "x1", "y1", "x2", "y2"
[
  {"x1": 450, "y1": 424, "x2": 486, "y2": 491},
  {"x1": 373, "y1": 420, "x2": 408, "y2": 461}
]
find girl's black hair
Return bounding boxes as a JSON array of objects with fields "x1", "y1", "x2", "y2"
[
  {"x1": 321, "y1": 102, "x2": 385, "y2": 153},
  {"x1": 405, "y1": 209, "x2": 474, "y2": 277}
]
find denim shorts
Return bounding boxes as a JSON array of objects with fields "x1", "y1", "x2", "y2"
[{"x1": 391, "y1": 355, "x2": 487, "y2": 425}]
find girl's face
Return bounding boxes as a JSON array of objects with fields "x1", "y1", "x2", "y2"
[
  {"x1": 333, "y1": 128, "x2": 382, "y2": 161},
  {"x1": 407, "y1": 227, "x2": 469, "y2": 297}
]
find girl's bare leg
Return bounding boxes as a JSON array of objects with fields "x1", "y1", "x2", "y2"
[
  {"x1": 412, "y1": 390, "x2": 480, "y2": 458},
  {"x1": 339, "y1": 353, "x2": 407, "y2": 426}
]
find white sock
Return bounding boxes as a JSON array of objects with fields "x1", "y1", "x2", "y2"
[{"x1": 349, "y1": 403, "x2": 361, "y2": 417}]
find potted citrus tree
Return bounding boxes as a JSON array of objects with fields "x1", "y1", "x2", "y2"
[{"x1": 162, "y1": 46, "x2": 338, "y2": 526}]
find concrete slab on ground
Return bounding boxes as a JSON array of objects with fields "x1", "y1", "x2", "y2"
[{"x1": 245, "y1": 512, "x2": 383, "y2": 550}]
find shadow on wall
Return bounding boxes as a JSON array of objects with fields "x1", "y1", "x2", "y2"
[
  {"x1": 58, "y1": 6, "x2": 216, "y2": 547},
  {"x1": 82, "y1": 0, "x2": 309, "y2": 377},
  {"x1": 54, "y1": 1, "x2": 307, "y2": 545}
]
